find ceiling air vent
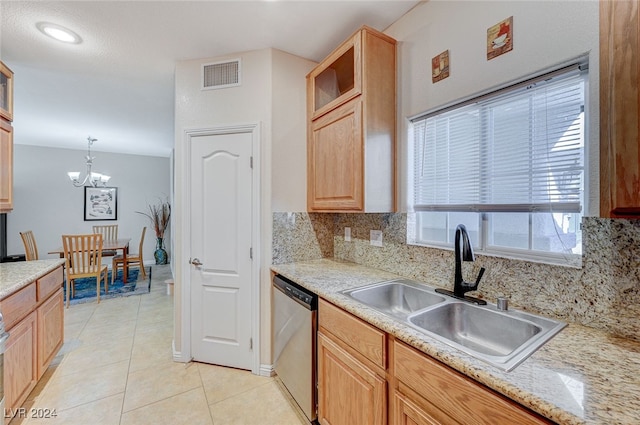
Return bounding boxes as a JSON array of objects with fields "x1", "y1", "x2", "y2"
[{"x1": 202, "y1": 59, "x2": 241, "y2": 90}]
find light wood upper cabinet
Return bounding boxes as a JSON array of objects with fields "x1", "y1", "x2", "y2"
[
  {"x1": 0, "y1": 61, "x2": 13, "y2": 122},
  {"x1": 307, "y1": 26, "x2": 396, "y2": 212},
  {"x1": 0, "y1": 61, "x2": 13, "y2": 213},
  {"x1": 0, "y1": 119, "x2": 13, "y2": 213},
  {"x1": 600, "y1": 0, "x2": 640, "y2": 218}
]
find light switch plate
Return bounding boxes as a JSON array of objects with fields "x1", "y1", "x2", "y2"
[
  {"x1": 345, "y1": 227, "x2": 351, "y2": 242},
  {"x1": 370, "y1": 230, "x2": 383, "y2": 247}
]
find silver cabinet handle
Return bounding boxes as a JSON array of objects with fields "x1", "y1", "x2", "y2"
[{"x1": 190, "y1": 258, "x2": 203, "y2": 266}]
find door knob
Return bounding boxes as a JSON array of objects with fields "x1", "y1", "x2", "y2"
[{"x1": 190, "y1": 258, "x2": 203, "y2": 267}]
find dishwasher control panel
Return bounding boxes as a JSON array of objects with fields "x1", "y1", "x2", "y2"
[{"x1": 273, "y1": 274, "x2": 317, "y2": 310}]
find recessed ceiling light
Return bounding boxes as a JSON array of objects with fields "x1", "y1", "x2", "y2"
[{"x1": 36, "y1": 22, "x2": 82, "y2": 44}]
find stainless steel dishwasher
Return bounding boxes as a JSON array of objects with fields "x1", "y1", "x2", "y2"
[{"x1": 272, "y1": 274, "x2": 317, "y2": 423}]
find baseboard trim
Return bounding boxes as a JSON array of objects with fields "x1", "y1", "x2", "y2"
[
  {"x1": 260, "y1": 363, "x2": 275, "y2": 377},
  {"x1": 172, "y1": 340, "x2": 190, "y2": 363}
]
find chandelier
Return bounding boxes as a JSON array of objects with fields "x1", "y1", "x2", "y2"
[{"x1": 67, "y1": 136, "x2": 111, "y2": 187}]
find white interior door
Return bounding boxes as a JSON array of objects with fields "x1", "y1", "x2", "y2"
[{"x1": 189, "y1": 130, "x2": 253, "y2": 369}]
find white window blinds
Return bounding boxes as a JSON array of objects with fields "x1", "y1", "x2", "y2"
[{"x1": 412, "y1": 65, "x2": 586, "y2": 214}]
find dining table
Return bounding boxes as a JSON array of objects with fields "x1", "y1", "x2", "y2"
[{"x1": 48, "y1": 238, "x2": 132, "y2": 283}]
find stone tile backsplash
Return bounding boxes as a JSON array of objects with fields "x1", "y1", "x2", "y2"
[{"x1": 272, "y1": 212, "x2": 640, "y2": 342}]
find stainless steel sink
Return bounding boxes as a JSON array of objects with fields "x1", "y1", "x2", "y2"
[
  {"x1": 408, "y1": 302, "x2": 566, "y2": 370},
  {"x1": 341, "y1": 279, "x2": 566, "y2": 371},
  {"x1": 342, "y1": 279, "x2": 446, "y2": 320}
]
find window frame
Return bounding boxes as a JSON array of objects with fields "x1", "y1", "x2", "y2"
[{"x1": 408, "y1": 62, "x2": 588, "y2": 267}]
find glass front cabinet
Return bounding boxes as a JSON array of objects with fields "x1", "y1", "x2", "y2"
[{"x1": 0, "y1": 61, "x2": 13, "y2": 122}]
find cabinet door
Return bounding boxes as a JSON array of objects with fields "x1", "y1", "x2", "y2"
[
  {"x1": 393, "y1": 341, "x2": 551, "y2": 425},
  {"x1": 393, "y1": 391, "x2": 450, "y2": 425},
  {"x1": 0, "y1": 120, "x2": 12, "y2": 212},
  {"x1": 308, "y1": 99, "x2": 363, "y2": 211},
  {"x1": 600, "y1": 0, "x2": 640, "y2": 217},
  {"x1": 308, "y1": 31, "x2": 361, "y2": 120},
  {"x1": 317, "y1": 331, "x2": 386, "y2": 425},
  {"x1": 37, "y1": 288, "x2": 64, "y2": 379},
  {"x1": 5, "y1": 311, "x2": 38, "y2": 412}
]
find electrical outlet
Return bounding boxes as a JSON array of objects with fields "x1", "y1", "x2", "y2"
[
  {"x1": 344, "y1": 227, "x2": 351, "y2": 242},
  {"x1": 370, "y1": 230, "x2": 383, "y2": 247},
  {"x1": 287, "y1": 212, "x2": 295, "y2": 225}
]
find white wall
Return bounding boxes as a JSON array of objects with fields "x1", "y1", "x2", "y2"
[
  {"x1": 173, "y1": 48, "x2": 314, "y2": 365},
  {"x1": 271, "y1": 49, "x2": 316, "y2": 212},
  {"x1": 8, "y1": 144, "x2": 171, "y2": 263},
  {"x1": 385, "y1": 0, "x2": 600, "y2": 214}
]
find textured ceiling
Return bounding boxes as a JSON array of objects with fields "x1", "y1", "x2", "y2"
[{"x1": 0, "y1": 1, "x2": 419, "y2": 157}]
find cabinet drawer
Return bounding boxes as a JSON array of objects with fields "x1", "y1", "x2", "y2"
[
  {"x1": 0, "y1": 282, "x2": 36, "y2": 330},
  {"x1": 394, "y1": 341, "x2": 551, "y2": 425},
  {"x1": 319, "y1": 298, "x2": 385, "y2": 368},
  {"x1": 37, "y1": 266, "x2": 63, "y2": 302}
]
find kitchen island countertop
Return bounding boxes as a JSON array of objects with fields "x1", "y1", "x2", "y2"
[
  {"x1": 0, "y1": 259, "x2": 66, "y2": 299},
  {"x1": 272, "y1": 258, "x2": 640, "y2": 425}
]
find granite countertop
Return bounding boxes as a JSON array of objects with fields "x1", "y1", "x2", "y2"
[
  {"x1": 271, "y1": 258, "x2": 640, "y2": 425},
  {"x1": 0, "y1": 259, "x2": 66, "y2": 299}
]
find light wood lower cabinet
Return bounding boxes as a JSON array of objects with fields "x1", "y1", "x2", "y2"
[
  {"x1": 4, "y1": 311, "x2": 37, "y2": 413},
  {"x1": 37, "y1": 288, "x2": 64, "y2": 379},
  {"x1": 393, "y1": 340, "x2": 553, "y2": 425},
  {"x1": 393, "y1": 391, "x2": 450, "y2": 425},
  {"x1": 318, "y1": 298, "x2": 554, "y2": 425},
  {"x1": 3, "y1": 266, "x2": 64, "y2": 423},
  {"x1": 317, "y1": 331, "x2": 386, "y2": 425}
]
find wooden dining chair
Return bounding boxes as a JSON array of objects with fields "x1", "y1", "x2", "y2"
[
  {"x1": 112, "y1": 226, "x2": 147, "y2": 283},
  {"x1": 62, "y1": 234, "x2": 109, "y2": 308},
  {"x1": 92, "y1": 224, "x2": 118, "y2": 256},
  {"x1": 19, "y1": 230, "x2": 39, "y2": 260}
]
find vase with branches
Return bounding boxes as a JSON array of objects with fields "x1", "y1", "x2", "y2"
[{"x1": 137, "y1": 199, "x2": 171, "y2": 264}]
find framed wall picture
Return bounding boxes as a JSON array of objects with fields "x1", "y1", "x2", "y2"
[
  {"x1": 432, "y1": 50, "x2": 450, "y2": 83},
  {"x1": 84, "y1": 187, "x2": 118, "y2": 221},
  {"x1": 487, "y1": 16, "x2": 513, "y2": 60}
]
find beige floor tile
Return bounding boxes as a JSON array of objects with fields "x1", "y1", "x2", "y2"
[
  {"x1": 34, "y1": 360, "x2": 129, "y2": 411},
  {"x1": 128, "y1": 338, "x2": 174, "y2": 373},
  {"x1": 77, "y1": 318, "x2": 137, "y2": 344},
  {"x1": 133, "y1": 321, "x2": 173, "y2": 345},
  {"x1": 23, "y1": 393, "x2": 124, "y2": 425},
  {"x1": 198, "y1": 363, "x2": 273, "y2": 404},
  {"x1": 55, "y1": 336, "x2": 133, "y2": 376},
  {"x1": 88, "y1": 306, "x2": 139, "y2": 324},
  {"x1": 136, "y1": 309, "x2": 173, "y2": 327},
  {"x1": 120, "y1": 388, "x2": 213, "y2": 425},
  {"x1": 208, "y1": 380, "x2": 307, "y2": 425},
  {"x1": 63, "y1": 303, "x2": 97, "y2": 325},
  {"x1": 63, "y1": 320, "x2": 85, "y2": 341},
  {"x1": 122, "y1": 361, "x2": 202, "y2": 412}
]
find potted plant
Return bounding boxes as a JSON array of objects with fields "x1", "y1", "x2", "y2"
[{"x1": 137, "y1": 199, "x2": 171, "y2": 264}]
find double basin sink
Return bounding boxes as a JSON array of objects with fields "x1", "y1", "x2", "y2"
[{"x1": 341, "y1": 279, "x2": 566, "y2": 371}]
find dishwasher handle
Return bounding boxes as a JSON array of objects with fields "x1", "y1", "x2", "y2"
[{"x1": 273, "y1": 274, "x2": 317, "y2": 311}]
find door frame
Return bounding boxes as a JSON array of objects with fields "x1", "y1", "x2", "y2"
[{"x1": 179, "y1": 123, "x2": 261, "y2": 374}]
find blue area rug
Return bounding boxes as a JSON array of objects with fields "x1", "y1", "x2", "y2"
[{"x1": 64, "y1": 267, "x2": 150, "y2": 305}]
